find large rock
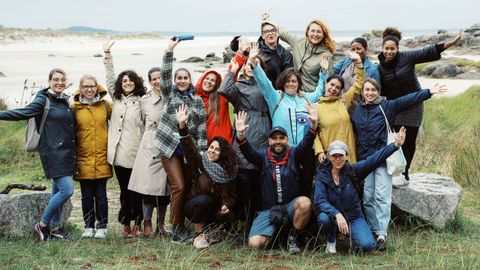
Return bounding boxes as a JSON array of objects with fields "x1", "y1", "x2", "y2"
[
  {"x1": 0, "y1": 192, "x2": 72, "y2": 237},
  {"x1": 465, "y1": 23, "x2": 480, "y2": 37},
  {"x1": 180, "y1": 56, "x2": 204, "y2": 63},
  {"x1": 392, "y1": 173, "x2": 462, "y2": 228},
  {"x1": 222, "y1": 45, "x2": 235, "y2": 64},
  {"x1": 455, "y1": 71, "x2": 480, "y2": 79},
  {"x1": 418, "y1": 61, "x2": 463, "y2": 78}
]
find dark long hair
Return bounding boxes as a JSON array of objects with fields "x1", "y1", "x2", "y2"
[
  {"x1": 211, "y1": 136, "x2": 238, "y2": 177},
  {"x1": 276, "y1": 68, "x2": 302, "y2": 92},
  {"x1": 113, "y1": 70, "x2": 146, "y2": 100}
]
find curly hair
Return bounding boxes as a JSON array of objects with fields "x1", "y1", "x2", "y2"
[
  {"x1": 211, "y1": 136, "x2": 238, "y2": 178},
  {"x1": 113, "y1": 70, "x2": 146, "y2": 100},
  {"x1": 382, "y1": 27, "x2": 402, "y2": 46},
  {"x1": 276, "y1": 68, "x2": 302, "y2": 92},
  {"x1": 305, "y1": 20, "x2": 336, "y2": 52}
]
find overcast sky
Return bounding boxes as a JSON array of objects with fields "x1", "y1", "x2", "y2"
[{"x1": 1, "y1": 0, "x2": 478, "y2": 32}]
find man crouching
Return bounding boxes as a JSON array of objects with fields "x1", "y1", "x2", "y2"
[{"x1": 234, "y1": 103, "x2": 318, "y2": 254}]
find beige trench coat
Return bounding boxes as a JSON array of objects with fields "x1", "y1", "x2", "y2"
[
  {"x1": 104, "y1": 57, "x2": 144, "y2": 168},
  {"x1": 128, "y1": 91, "x2": 171, "y2": 196}
]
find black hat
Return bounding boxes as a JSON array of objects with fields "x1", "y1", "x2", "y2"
[
  {"x1": 230, "y1": 36, "x2": 241, "y2": 52},
  {"x1": 269, "y1": 126, "x2": 288, "y2": 138}
]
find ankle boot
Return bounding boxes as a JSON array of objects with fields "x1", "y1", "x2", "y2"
[{"x1": 144, "y1": 220, "x2": 153, "y2": 237}]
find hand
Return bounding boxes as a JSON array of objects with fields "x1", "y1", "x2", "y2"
[
  {"x1": 167, "y1": 37, "x2": 181, "y2": 52},
  {"x1": 320, "y1": 55, "x2": 329, "y2": 71},
  {"x1": 218, "y1": 205, "x2": 230, "y2": 216},
  {"x1": 235, "y1": 111, "x2": 249, "y2": 140},
  {"x1": 445, "y1": 30, "x2": 462, "y2": 49},
  {"x1": 335, "y1": 213, "x2": 349, "y2": 235},
  {"x1": 248, "y1": 43, "x2": 259, "y2": 60},
  {"x1": 103, "y1": 36, "x2": 115, "y2": 53},
  {"x1": 430, "y1": 83, "x2": 448, "y2": 95},
  {"x1": 304, "y1": 103, "x2": 318, "y2": 130},
  {"x1": 175, "y1": 104, "x2": 190, "y2": 128},
  {"x1": 238, "y1": 36, "x2": 249, "y2": 54},
  {"x1": 230, "y1": 58, "x2": 239, "y2": 73},
  {"x1": 261, "y1": 9, "x2": 271, "y2": 21},
  {"x1": 317, "y1": 153, "x2": 326, "y2": 163},
  {"x1": 345, "y1": 50, "x2": 361, "y2": 65},
  {"x1": 298, "y1": 90, "x2": 306, "y2": 98},
  {"x1": 394, "y1": 126, "x2": 406, "y2": 148}
]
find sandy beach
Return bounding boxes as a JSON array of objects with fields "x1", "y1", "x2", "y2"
[{"x1": 0, "y1": 36, "x2": 478, "y2": 106}]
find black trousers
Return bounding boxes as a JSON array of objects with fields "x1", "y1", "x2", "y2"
[
  {"x1": 185, "y1": 194, "x2": 219, "y2": 224},
  {"x1": 235, "y1": 168, "x2": 261, "y2": 234},
  {"x1": 79, "y1": 179, "x2": 108, "y2": 229},
  {"x1": 394, "y1": 125, "x2": 419, "y2": 180},
  {"x1": 114, "y1": 166, "x2": 143, "y2": 225},
  {"x1": 299, "y1": 149, "x2": 315, "y2": 198}
]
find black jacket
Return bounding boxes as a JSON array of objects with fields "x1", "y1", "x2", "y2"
[
  {"x1": 0, "y1": 89, "x2": 76, "y2": 179},
  {"x1": 258, "y1": 37, "x2": 293, "y2": 87}
]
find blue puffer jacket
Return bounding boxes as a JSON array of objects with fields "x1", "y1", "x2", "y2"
[
  {"x1": 313, "y1": 143, "x2": 398, "y2": 221},
  {"x1": 351, "y1": 89, "x2": 432, "y2": 161},
  {"x1": 334, "y1": 56, "x2": 380, "y2": 84},
  {"x1": 253, "y1": 64, "x2": 326, "y2": 146},
  {"x1": 239, "y1": 127, "x2": 316, "y2": 210},
  {"x1": 0, "y1": 89, "x2": 76, "y2": 179}
]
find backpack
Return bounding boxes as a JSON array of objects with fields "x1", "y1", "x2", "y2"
[{"x1": 25, "y1": 98, "x2": 50, "y2": 152}]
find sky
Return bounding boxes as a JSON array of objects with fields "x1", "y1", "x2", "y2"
[{"x1": 0, "y1": 0, "x2": 478, "y2": 33}]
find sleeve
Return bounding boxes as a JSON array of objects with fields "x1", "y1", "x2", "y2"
[
  {"x1": 237, "y1": 139, "x2": 264, "y2": 167},
  {"x1": 252, "y1": 65, "x2": 281, "y2": 113},
  {"x1": 217, "y1": 72, "x2": 240, "y2": 103},
  {"x1": 313, "y1": 179, "x2": 340, "y2": 219},
  {"x1": 307, "y1": 70, "x2": 329, "y2": 102},
  {"x1": 179, "y1": 126, "x2": 202, "y2": 172},
  {"x1": 403, "y1": 44, "x2": 442, "y2": 65},
  {"x1": 333, "y1": 57, "x2": 347, "y2": 76},
  {"x1": 160, "y1": 51, "x2": 174, "y2": 99},
  {"x1": 0, "y1": 94, "x2": 46, "y2": 120},
  {"x1": 278, "y1": 25, "x2": 302, "y2": 47},
  {"x1": 103, "y1": 57, "x2": 116, "y2": 98},
  {"x1": 106, "y1": 101, "x2": 113, "y2": 120},
  {"x1": 342, "y1": 67, "x2": 365, "y2": 110},
  {"x1": 352, "y1": 143, "x2": 398, "y2": 179},
  {"x1": 194, "y1": 98, "x2": 208, "y2": 152},
  {"x1": 219, "y1": 181, "x2": 237, "y2": 210},
  {"x1": 390, "y1": 89, "x2": 432, "y2": 114},
  {"x1": 227, "y1": 53, "x2": 247, "y2": 83},
  {"x1": 369, "y1": 64, "x2": 381, "y2": 85},
  {"x1": 294, "y1": 128, "x2": 316, "y2": 159}
]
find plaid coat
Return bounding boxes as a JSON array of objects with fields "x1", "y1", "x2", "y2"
[{"x1": 154, "y1": 51, "x2": 207, "y2": 158}]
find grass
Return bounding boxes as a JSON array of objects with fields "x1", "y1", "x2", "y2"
[
  {"x1": 415, "y1": 58, "x2": 480, "y2": 73},
  {"x1": 1, "y1": 88, "x2": 480, "y2": 269}
]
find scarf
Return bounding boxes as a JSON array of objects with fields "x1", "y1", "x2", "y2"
[
  {"x1": 201, "y1": 153, "x2": 237, "y2": 184},
  {"x1": 173, "y1": 85, "x2": 196, "y2": 97},
  {"x1": 267, "y1": 146, "x2": 290, "y2": 181},
  {"x1": 79, "y1": 95, "x2": 101, "y2": 105}
]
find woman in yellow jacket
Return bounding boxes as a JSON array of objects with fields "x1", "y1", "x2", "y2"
[
  {"x1": 71, "y1": 74, "x2": 112, "y2": 239},
  {"x1": 314, "y1": 51, "x2": 365, "y2": 164}
]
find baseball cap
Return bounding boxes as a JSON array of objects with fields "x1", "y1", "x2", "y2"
[
  {"x1": 328, "y1": 140, "x2": 348, "y2": 156},
  {"x1": 269, "y1": 126, "x2": 288, "y2": 138}
]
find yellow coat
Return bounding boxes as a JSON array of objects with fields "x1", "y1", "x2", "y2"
[
  {"x1": 71, "y1": 86, "x2": 113, "y2": 180},
  {"x1": 314, "y1": 67, "x2": 365, "y2": 163}
]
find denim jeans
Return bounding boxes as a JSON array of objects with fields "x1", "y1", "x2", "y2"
[
  {"x1": 363, "y1": 165, "x2": 392, "y2": 236},
  {"x1": 79, "y1": 179, "x2": 108, "y2": 229},
  {"x1": 41, "y1": 175, "x2": 74, "y2": 228},
  {"x1": 317, "y1": 212, "x2": 376, "y2": 251}
]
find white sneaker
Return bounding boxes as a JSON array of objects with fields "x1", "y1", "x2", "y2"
[
  {"x1": 325, "y1": 241, "x2": 337, "y2": 254},
  {"x1": 81, "y1": 228, "x2": 94, "y2": 238},
  {"x1": 94, "y1": 228, "x2": 108, "y2": 239},
  {"x1": 193, "y1": 233, "x2": 209, "y2": 249}
]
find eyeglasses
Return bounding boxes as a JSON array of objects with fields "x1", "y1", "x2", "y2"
[
  {"x1": 81, "y1": 85, "x2": 96, "y2": 89},
  {"x1": 262, "y1": 28, "x2": 278, "y2": 35}
]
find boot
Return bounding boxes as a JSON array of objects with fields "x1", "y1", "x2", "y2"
[{"x1": 144, "y1": 220, "x2": 154, "y2": 237}]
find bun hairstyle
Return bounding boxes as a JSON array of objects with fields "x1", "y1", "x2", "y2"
[
  {"x1": 351, "y1": 37, "x2": 368, "y2": 49},
  {"x1": 382, "y1": 27, "x2": 402, "y2": 46}
]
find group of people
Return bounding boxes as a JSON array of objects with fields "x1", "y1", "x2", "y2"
[{"x1": 0, "y1": 12, "x2": 461, "y2": 254}]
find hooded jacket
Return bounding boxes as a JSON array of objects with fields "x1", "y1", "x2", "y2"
[
  {"x1": 351, "y1": 89, "x2": 432, "y2": 161},
  {"x1": 195, "y1": 70, "x2": 232, "y2": 143},
  {"x1": 257, "y1": 36, "x2": 293, "y2": 87},
  {"x1": 0, "y1": 89, "x2": 76, "y2": 179},
  {"x1": 71, "y1": 86, "x2": 113, "y2": 180},
  {"x1": 313, "y1": 143, "x2": 398, "y2": 221}
]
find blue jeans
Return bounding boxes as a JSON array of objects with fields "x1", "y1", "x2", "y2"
[
  {"x1": 41, "y1": 175, "x2": 74, "y2": 228},
  {"x1": 79, "y1": 179, "x2": 108, "y2": 229},
  {"x1": 363, "y1": 165, "x2": 392, "y2": 236},
  {"x1": 317, "y1": 212, "x2": 376, "y2": 251}
]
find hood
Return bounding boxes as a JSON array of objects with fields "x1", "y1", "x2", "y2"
[
  {"x1": 195, "y1": 70, "x2": 223, "y2": 99},
  {"x1": 73, "y1": 84, "x2": 108, "y2": 102}
]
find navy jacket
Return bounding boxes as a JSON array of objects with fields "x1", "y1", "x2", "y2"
[
  {"x1": 239, "y1": 127, "x2": 315, "y2": 210},
  {"x1": 351, "y1": 89, "x2": 432, "y2": 161},
  {"x1": 313, "y1": 143, "x2": 398, "y2": 221},
  {"x1": 258, "y1": 38, "x2": 293, "y2": 87},
  {"x1": 0, "y1": 89, "x2": 76, "y2": 179}
]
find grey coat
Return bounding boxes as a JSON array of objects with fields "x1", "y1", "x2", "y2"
[{"x1": 218, "y1": 72, "x2": 271, "y2": 170}]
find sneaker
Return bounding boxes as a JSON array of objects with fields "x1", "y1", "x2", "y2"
[
  {"x1": 325, "y1": 241, "x2": 337, "y2": 254},
  {"x1": 94, "y1": 228, "x2": 107, "y2": 239},
  {"x1": 34, "y1": 223, "x2": 50, "y2": 241},
  {"x1": 122, "y1": 225, "x2": 132, "y2": 238},
  {"x1": 287, "y1": 235, "x2": 301, "y2": 254},
  {"x1": 132, "y1": 225, "x2": 143, "y2": 237},
  {"x1": 81, "y1": 228, "x2": 95, "y2": 238},
  {"x1": 376, "y1": 235, "x2": 387, "y2": 251},
  {"x1": 50, "y1": 228, "x2": 73, "y2": 241},
  {"x1": 193, "y1": 233, "x2": 209, "y2": 249},
  {"x1": 171, "y1": 226, "x2": 193, "y2": 244}
]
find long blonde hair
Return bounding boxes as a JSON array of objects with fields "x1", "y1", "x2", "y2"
[{"x1": 305, "y1": 19, "x2": 336, "y2": 52}]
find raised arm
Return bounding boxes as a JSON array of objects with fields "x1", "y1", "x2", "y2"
[
  {"x1": 218, "y1": 56, "x2": 243, "y2": 102},
  {"x1": 0, "y1": 93, "x2": 47, "y2": 120},
  {"x1": 194, "y1": 98, "x2": 208, "y2": 153},
  {"x1": 160, "y1": 38, "x2": 180, "y2": 99},
  {"x1": 235, "y1": 111, "x2": 263, "y2": 167},
  {"x1": 102, "y1": 36, "x2": 116, "y2": 98},
  {"x1": 342, "y1": 51, "x2": 365, "y2": 109},
  {"x1": 177, "y1": 104, "x2": 202, "y2": 171}
]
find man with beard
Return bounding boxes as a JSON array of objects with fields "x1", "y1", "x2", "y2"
[{"x1": 234, "y1": 103, "x2": 317, "y2": 254}]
